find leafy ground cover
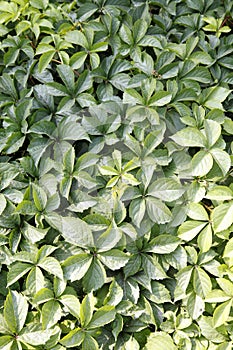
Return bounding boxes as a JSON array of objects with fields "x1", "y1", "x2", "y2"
[{"x1": 0, "y1": 0, "x2": 233, "y2": 349}]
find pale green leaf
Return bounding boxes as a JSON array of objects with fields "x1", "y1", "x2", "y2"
[
  {"x1": 178, "y1": 221, "x2": 207, "y2": 241},
  {"x1": 210, "y1": 149, "x2": 231, "y2": 176},
  {"x1": 148, "y1": 178, "x2": 185, "y2": 201},
  {"x1": 193, "y1": 267, "x2": 212, "y2": 298},
  {"x1": 211, "y1": 201, "x2": 233, "y2": 233},
  {"x1": 146, "y1": 197, "x2": 172, "y2": 224},
  {"x1": 146, "y1": 234, "x2": 180, "y2": 254},
  {"x1": 213, "y1": 300, "x2": 232, "y2": 328},
  {"x1": 191, "y1": 151, "x2": 213, "y2": 176},
  {"x1": 82, "y1": 259, "x2": 106, "y2": 292},
  {"x1": 38, "y1": 257, "x2": 63, "y2": 279},
  {"x1": 63, "y1": 254, "x2": 93, "y2": 282},
  {"x1": 187, "y1": 203, "x2": 209, "y2": 221},
  {"x1": 59, "y1": 294, "x2": 80, "y2": 318},
  {"x1": 98, "y1": 249, "x2": 129, "y2": 270},
  {"x1": 187, "y1": 292, "x2": 205, "y2": 320},
  {"x1": 4, "y1": 291, "x2": 28, "y2": 333},
  {"x1": 60, "y1": 216, "x2": 94, "y2": 248},
  {"x1": 42, "y1": 300, "x2": 62, "y2": 329},
  {"x1": 87, "y1": 305, "x2": 115, "y2": 329},
  {"x1": 205, "y1": 186, "x2": 233, "y2": 201},
  {"x1": 60, "y1": 328, "x2": 85, "y2": 348},
  {"x1": 144, "y1": 332, "x2": 176, "y2": 350},
  {"x1": 170, "y1": 127, "x2": 206, "y2": 147}
]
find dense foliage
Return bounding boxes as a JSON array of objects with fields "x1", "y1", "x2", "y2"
[{"x1": 0, "y1": 0, "x2": 233, "y2": 349}]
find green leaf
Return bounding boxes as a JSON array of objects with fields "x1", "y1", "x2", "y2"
[
  {"x1": 122, "y1": 336, "x2": 140, "y2": 350},
  {"x1": 129, "y1": 198, "x2": 146, "y2": 227},
  {"x1": 16, "y1": 200, "x2": 37, "y2": 215},
  {"x1": 193, "y1": 267, "x2": 212, "y2": 298},
  {"x1": 149, "y1": 91, "x2": 172, "y2": 106},
  {"x1": 81, "y1": 334, "x2": 99, "y2": 350},
  {"x1": 70, "y1": 52, "x2": 87, "y2": 69},
  {"x1": 0, "y1": 336, "x2": 13, "y2": 349},
  {"x1": 59, "y1": 294, "x2": 80, "y2": 318},
  {"x1": 65, "y1": 30, "x2": 88, "y2": 47},
  {"x1": 82, "y1": 259, "x2": 106, "y2": 292},
  {"x1": 63, "y1": 254, "x2": 93, "y2": 282},
  {"x1": 26, "y1": 266, "x2": 46, "y2": 294},
  {"x1": 33, "y1": 288, "x2": 54, "y2": 305},
  {"x1": 203, "y1": 87, "x2": 231, "y2": 110},
  {"x1": 204, "y1": 119, "x2": 221, "y2": 148},
  {"x1": 170, "y1": 127, "x2": 206, "y2": 147},
  {"x1": 187, "y1": 203, "x2": 209, "y2": 221},
  {"x1": 96, "y1": 221, "x2": 122, "y2": 252},
  {"x1": 99, "y1": 249, "x2": 129, "y2": 270},
  {"x1": 60, "y1": 328, "x2": 85, "y2": 348},
  {"x1": 205, "y1": 289, "x2": 231, "y2": 303},
  {"x1": 205, "y1": 186, "x2": 233, "y2": 201},
  {"x1": 197, "y1": 224, "x2": 212, "y2": 253},
  {"x1": 38, "y1": 50, "x2": 55, "y2": 72},
  {"x1": 211, "y1": 201, "x2": 233, "y2": 233},
  {"x1": 178, "y1": 221, "x2": 207, "y2": 241},
  {"x1": 22, "y1": 223, "x2": 48, "y2": 244},
  {"x1": 32, "y1": 184, "x2": 47, "y2": 211},
  {"x1": 38, "y1": 256, "x2": 63, "y2": 279},
  {"x1": 80, "y1": 293, "x2": 95, "y2": 328},
  {"x1": 123, "y1": 89, "x2": 144, "y2": 105},
  {"x1": 146, "y1": 197, "x2": 172, "y2": 224},
  {"x1": 60, "y1": 216, "x2": 94, "y2": 248},
  {"x1": 190, "y1": 51, "x2": 214, "y2": 65},
  {"x1": 42, "y1": 300, "x2": 62, "y2": 329},
  {"x1": 7, "y1": 262, "x2": 32, "y2": 287},
  {"x1": 30, "y1": 0, "x2": 49, "y2": 10},
  {"x1": 119, "y1": 24, "x2": 133, "y2": 45},
  {"x1": 198, "y1": 316, "x2": 226, "y2": 343},
  {"x1": 146, "y1": 234, "x2": 180, "y2": 254},
  {"x1": 87, "y1": 305, "x2": 116, "y2": 329},
  {"x1": 144, "y1": 332, "x2": 176, "y2": 350},
  {"x1": 142, "y1": 254, "x2": 167, "y2": 280},
  {"x1": 57, "y1": 64, "x2": 75, "y2": 92},
  {"x1": 217, "y1": 278, "x2": 233, "y2": 297},
  {"x1": 187, "y1": 291, "x2": 205, "y2": 320},
  {"x1": 213, "y1": 300, "x2": 232, "y2": 328},
  {"x1": 147, "y1": 178, "x2": 185, "y2": 201},
  {"x1": 210, "y1": 149, "x2": 231, "y2": 176},
  {"x1": 142, "y1": 128, "x2": 165, "y2": 157},
  {"x1": 191, "y1": 151, "x2": 213, "y2": 176},
  {"x1": 133, "y1": 19, "x2": 148, "y2": 43},
  {"x1": 18, "y1": 329, "x2": 53, "y2": 346},
  {"x1": 0, "y1": 194, "x2": 7, "y2": 215},
  {"x1": 175, "y1": 266, "x2": 193, "y2": 295},
  {"x1": 104, "y1": 279, "x2": 123, "y2": 306},
  {"x1": 4, "y1": 291, "x2": 28, "y2": 333}
]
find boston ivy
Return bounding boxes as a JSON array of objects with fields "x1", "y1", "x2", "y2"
[{"x1": 0, "y1": 0, "x2": 233, "y2": 349}]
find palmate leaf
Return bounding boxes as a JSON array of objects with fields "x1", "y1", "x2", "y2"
[{"x1": 1, "y1": 0, "x2": 233, "y2": 346}]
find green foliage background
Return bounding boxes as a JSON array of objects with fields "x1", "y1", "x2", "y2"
[{"x1": 0, "y1": 0, "x2": 233, "y2": 349}]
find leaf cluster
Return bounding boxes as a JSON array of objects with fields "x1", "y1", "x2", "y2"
[{"x1": 0, "y1": 0, "x2": 233, "y2": 349}]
